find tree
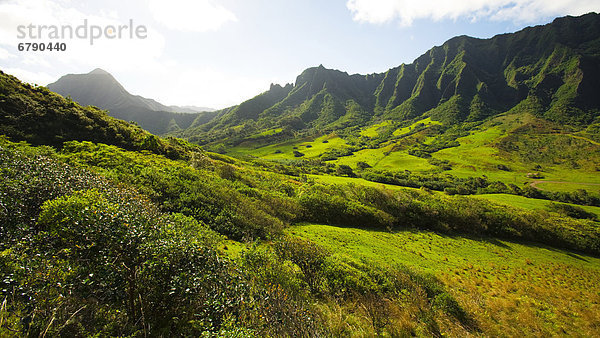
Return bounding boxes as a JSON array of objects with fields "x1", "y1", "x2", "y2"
[
  {"x1": 336, "y1": 164, "x2": 355, "y2": 177},
  {"x1": 356, "y1": 161, "x2": 371, "y2": 170}
]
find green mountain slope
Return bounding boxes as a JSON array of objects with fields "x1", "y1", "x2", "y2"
[
  {"x1": 1, "y1": 13, "x2": 600, "y2": 337},
  {"x1": 179, "y1": 13, "x2": 600, "y2": 147}
]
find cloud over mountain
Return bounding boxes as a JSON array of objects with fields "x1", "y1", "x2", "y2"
[{"x1": 347, "y1": 0, "x2": 600, "y2": 26}]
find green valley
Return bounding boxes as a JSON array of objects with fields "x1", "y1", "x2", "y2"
[{"x1": 2, "y1": 11, "x2": 600, "y2": 338}]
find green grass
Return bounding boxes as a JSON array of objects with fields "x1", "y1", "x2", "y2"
[
  {"x1": 289, "y1": 224, "x2": 600, "y2": 274},
  {"x1": 433, "y1": 118, "x2": 530, "y2": 182},
  {"x1": 226, "y1": 134, "x2": 348, "y2": 160},
  {"x1": 533, "y1": 180, "x2": 600, "y2": 193},
  {"x1": 248, "y1": 128, "x2": 283, "y2": 138},
  {"x1": 393, "y1": 117, "x2": 441, "y2": 136},
  {"x1": 360, "y1": 120, "x2": 391, "y2": 137},
  {"x1": 474, "y1": 193, "x2": 600, "y2": 218},
  {"x1": 429, "y1": 113, "x2": 600, "y2": 192},
  {"x1": 295, "y1": 135, "x2": 347, "y2": 158},
  {"x1": 333, "y1": 143, "x2": 436, "y2": 171},
  {"x1": 289, "y1": 223, "x2": 600, "y2": 336},
  {"x1": 308, "y1": 174, "x2": 420, "y2": 191},
  {"x1": 375, "y1": 150, "x2": 436, "y2": 171}
]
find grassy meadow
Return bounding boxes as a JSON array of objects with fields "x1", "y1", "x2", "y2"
[
  {"x1": 224, "y1": 110, "x2": 600, "y2": 196},
  {"x1": 290, "y1": 223, "x2": 600, "y2": 337}
]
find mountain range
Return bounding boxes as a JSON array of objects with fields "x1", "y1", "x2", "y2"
[
  {"x1": 172, "y1": 13, "x2": 600, "y2": 146},
  {"x1": 47, "y1": 68, "x2": 217, "y2": 134},
  {"x1": 45, "y1": 13, "x2": 600, "y2": 147},
  {"x1": 2, "y1": 12, "x2": 600, "y2": 337}
]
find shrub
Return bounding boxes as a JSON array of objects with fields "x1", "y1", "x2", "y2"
[
  {"x1": 336, "y1": 164, "x2": 355, "y2": 177},
  {"x1": 496, "y1": 164, "x2": 511, "y2": 171},
  {"x1": 547, "y1": 202, "x2": 597, "y2": 220},
  {"x1": 356, "y1": 161, "x2": 372, "y2": 170},
  {"x1": 35, "y1": 189, "x2": 245, "y2": 335}
]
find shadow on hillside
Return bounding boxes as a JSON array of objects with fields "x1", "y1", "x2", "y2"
[
  {"x1": 423, "y1": 230, "x2": 600, "y2": 259},
  {"x1": 566, "y1": 252, "x2": 589, "y2": 262},
  {"x1": 479, "y1": 237, "x2": 512, "y2": 249},
  {"x1": 296, "y1": 222, "x2": 600, "y2": 261}
]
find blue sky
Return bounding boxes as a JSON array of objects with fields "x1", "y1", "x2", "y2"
[{"x1": 1, "y1": 0, "x2": 599, "y2": 109}]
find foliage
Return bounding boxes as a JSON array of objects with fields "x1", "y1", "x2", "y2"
[
  {"x1": 0, "y1": 147, "x2": 253, "y2": 335},
  {"x1": 547, "y1": 202, "x2": 598, "y2": 220},
  {"x1": 58, "y1": 141, "x2": 290, "y2": 241},
  {"x1": 0, "y1": 71, "x2": 199, "y2": 159}
]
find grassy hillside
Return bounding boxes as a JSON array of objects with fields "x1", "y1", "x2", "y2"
[
  {"x1": 474, "y1": 193, "x2": 600, "y2": 218},
  {"x1": 0, "y1": 70, "x2": 199, "y2": 159},
  {"x1": 2, "y1": 132, "x2": 599, "y2": 335},
  {"x1": 291, "y1": 224, "x2": 600, "y2": 336},
  {"x1": 220, "y1": 109, "x2": 600, "y2": 200}
]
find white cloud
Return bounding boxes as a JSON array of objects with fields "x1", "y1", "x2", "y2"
[
  {"x1": 2, "y1": 67, "x2": 55, "y2": 85},
  {"x1": 148, "y1": 0, "x2": 237, "y2": 32},
  {"x1": 0, "y1": 47, "x2": 16, "y2": 60},
  {"x1": 0, "y1": 0, "x2": 167, "y2": 79},
  {"x1": 0, "y1": 0, "x2": 245, "y2": 108},
  {"x1": 346, "y1": 0, "x2": 600, "y2": 26}
]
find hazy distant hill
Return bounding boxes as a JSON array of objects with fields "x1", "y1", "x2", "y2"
[
  {"x1": 48, "y1": 68, "x2": 217, "y2": 134},
  {"x1": 0, "y1": 70, "x2": 198, "y2": 158},
  {"x1": 170, "y1": 105, "x2": 216, "y2": 113}
]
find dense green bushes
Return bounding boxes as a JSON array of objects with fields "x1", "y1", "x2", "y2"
[
  {"x1": 58, "y1": 141, "x2": 290, "y2": 241},
  {"x1": 0, "y1": 139, "x2": 108, "y2": 247},
  {"x1": 50, "y1": 139, "x2": 600, "y2": 254},
  {"x1": 295, "y1": 183, "x2": 600, "y2": 254},
  {"x1": 0, "y1": 141, "x2": 251, "y2": 335},
  {"x1": 35, "y1": 189, "x2": 246, "y2": 335},
  {"x1": 2, "y1": 136, "x2": 599, "y2": 335},
  {"x1": 547, "y1": 202, "x2": 598, "y2": 220}
]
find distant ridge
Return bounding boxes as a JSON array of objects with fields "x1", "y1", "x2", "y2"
[{"x1": 48, "y1": 69, "x2": 217, "y2": 134}]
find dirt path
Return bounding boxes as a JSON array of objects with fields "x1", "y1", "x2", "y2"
[{"x1": 530, "y1": 180, "x2": 600, "y2": 190}]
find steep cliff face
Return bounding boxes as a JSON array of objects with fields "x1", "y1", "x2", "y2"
[{"x1": 183, "y1": 13, "x2": 600, "y2": 143}]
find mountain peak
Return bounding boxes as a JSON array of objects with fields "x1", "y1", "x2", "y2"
[{"x1": 89, "y1": 68, "x2": 110, "y2": 75}]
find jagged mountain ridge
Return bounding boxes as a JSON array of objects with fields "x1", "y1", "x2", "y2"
[{"x1": 181, "y1": 13, "x2": 600, "y2": 145}]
